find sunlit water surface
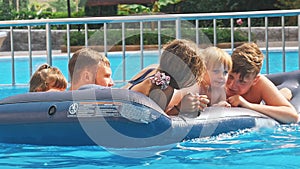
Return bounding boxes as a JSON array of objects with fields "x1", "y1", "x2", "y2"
[{"x1": 0, "y1": 126, "x2": 299, "y2": 168}]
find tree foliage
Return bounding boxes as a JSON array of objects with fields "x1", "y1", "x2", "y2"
[
  {"x1": 177, "y1": 0, "x2": 278, "y2": 13},
  {"x1": 0, "y1": 0, "x2": 297, "y2": 23},
  {"x1": 48, "y1": 0, "x2": 77, "y2": 12},
  {"x1": 117, "y1": 0, "x2": 181, "y2": 15},
  {"x1": 275, "y1": 0, "x2": 300, "y2": 9},
  {"x1": 0, "y1": 1, "x2": 14, "y2": 20},
  {"x1": 0, "y1": 0, "x2": 85, "y2": 21}
]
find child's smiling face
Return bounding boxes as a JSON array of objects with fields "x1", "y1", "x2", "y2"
[{"x1": 208, "y1": 64, "x2": 229, "y2": 88}]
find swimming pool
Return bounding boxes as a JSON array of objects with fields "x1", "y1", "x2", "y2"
[
  {"x1": 0, "y1": 51, "x2": 161, "y2": 85},
  {"x1": 0, "y1": 50, "x2": 299, "y2": 99},
  {"x1": 0, "y1": 51, "x2": 161, "y2": 98},
  {"x1": 0, "y1": 126, "x2": 298, "y2": 168},
  {"x1": 0, "y1": 50, "x2": 300, "y2": 168}
]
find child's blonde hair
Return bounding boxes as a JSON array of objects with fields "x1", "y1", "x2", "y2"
[
  {"x1": 29, "y1": 64, "x2": 67, "y2": 92},
  {"x1": 202, "y1": 46, "x2": 232, "y2": 71}
]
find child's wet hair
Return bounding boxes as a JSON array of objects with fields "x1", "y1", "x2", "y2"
[{"x1": 158, "y1": 39, "x2": 206, "y2": 89}]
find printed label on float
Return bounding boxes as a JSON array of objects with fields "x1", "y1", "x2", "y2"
[{"x1": 67, "y1": 102, "x2": 122, "y2": 118}]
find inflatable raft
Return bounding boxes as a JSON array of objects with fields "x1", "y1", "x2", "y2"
[{"x1": 0, "y1": 70, "x2": 299, "y2": 148}]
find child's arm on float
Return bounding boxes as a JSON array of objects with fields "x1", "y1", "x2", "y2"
[{"x1": 227, "y1": 76, "x2": 298, "y2": 123}]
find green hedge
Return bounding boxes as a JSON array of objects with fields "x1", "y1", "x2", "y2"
[
  {"x1": 64, "y1": 28, "x2": 249, "y2": 46},
  {"x1": 201, "y1": 28, "x2": 248, "y2": 43}
]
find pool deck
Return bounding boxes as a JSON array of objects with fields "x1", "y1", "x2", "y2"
[
  {"x1": 256, "y1": 40, "x2": 299, "y2": 48},
  {"x1": 0, "y1": 41, "x2": 298, "y2": 57},
  {"x1": 0, "y1": 50, "x2": 64, "y2": 57}
]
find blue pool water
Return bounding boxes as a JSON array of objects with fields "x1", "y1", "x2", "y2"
[
  {"x1": 0, "y1": 51, "x2": 160, "y2": 86},
  {"x1": 0, "y1": 50, "x2": 300, "y2": 168},
  {"x1": 0, "y1": 126, "x2": 299, "y2": 168},
  {"x1": 0, "y1": 50, "x2": 299, "y2": 99}
]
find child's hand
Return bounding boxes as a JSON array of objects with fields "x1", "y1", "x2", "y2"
[
  {"x1": 213, "y1": 100, "x2": 231, "y2": 107},
  {"x1": 227, "y1": 95, "x2": 250, "y2": 108},
  {"x1": 195, "y1": 94, "x2": 210, "y2": 111},
  {"x1": 180, "y1": 93, "x2": 210, "y2": 113}
]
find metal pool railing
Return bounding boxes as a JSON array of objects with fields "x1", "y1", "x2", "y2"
[{"x1": 0, "y1": 9, "x2": 300, "y2": 85}]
